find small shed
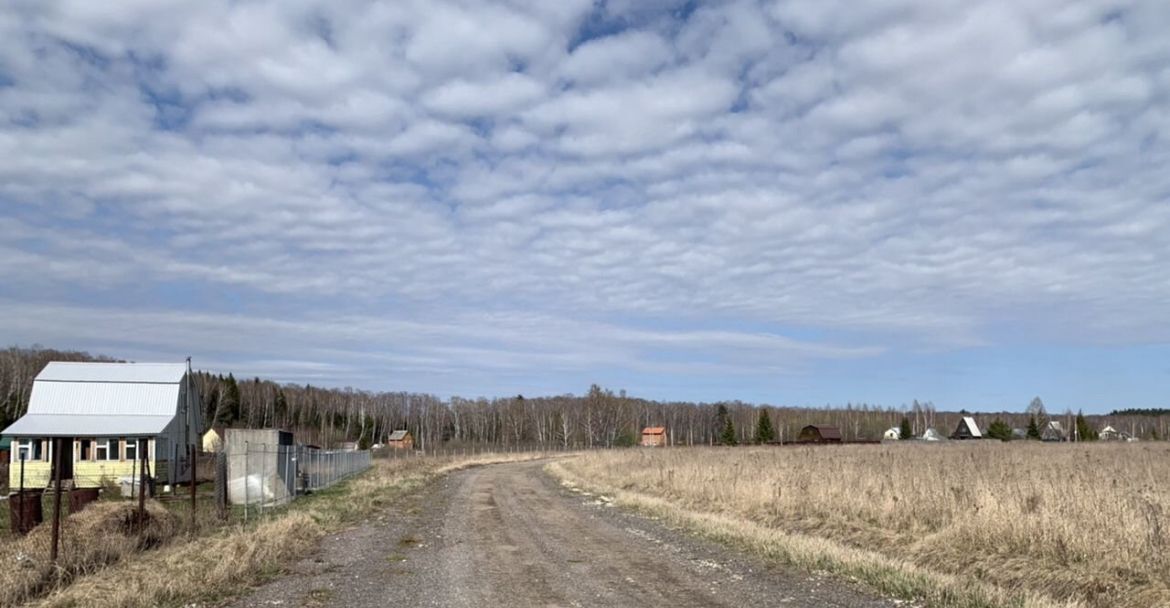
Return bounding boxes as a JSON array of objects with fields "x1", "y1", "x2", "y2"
[
  {"x1": 1041, "y1": 421, "x2": 1066, "y2": 442},
  {"x1": 950, "y1": 417, "x2": 983, "y2": 440},
  {"x1": 882, "y1": 427, "x2": 901, "y2": 441},
  {"x1": 797, "y1": 425, "x2": 842, "y2": 444},
  {"x1": 920, "y1": 428, "x2": 944, "y2": 441},
  {"x1": 387, "y1": 430, "x2": 413, "y2": 450},
  {"x1": 641, "y1": 427, "x2": 667, "y2": 447},
  {"x1": 202, "y1": 426, "x2": 227, "y2": 452}
]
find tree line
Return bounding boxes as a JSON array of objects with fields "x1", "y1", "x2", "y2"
[{"x1": 2, "y1": 346, "x2": 1167, "y2": 449}]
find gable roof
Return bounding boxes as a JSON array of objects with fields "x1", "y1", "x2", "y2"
[
  {"x1": 1, "y1": 362, "x2": 189, "y2": 437},
  {"x1": 388, "y1": 430, "x2": 411, "y2": 441},
  {"x1": 802, "y1": 424, "x2": 842, "y2": 440},
  {"x1": 642, "y1": 427, "x2": 666, "y2": 435},
  {"x1": 956, "y1": 416, "x2": 982, "y2": 437}
]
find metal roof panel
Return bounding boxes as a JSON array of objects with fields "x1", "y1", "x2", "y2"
[
  {"x1": 27, "y1": 381, "x2": 181, "y2": 417},
  {"x1": 2, "y1": 414, "x2": 173, "y2": 437},
  {"x1": 36, "y1": 362, "x2": 187, "y2": 384}
]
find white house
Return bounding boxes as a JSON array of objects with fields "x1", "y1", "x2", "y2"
[
  {"x1": 1041, "y1": 421, "x2": 1066, "y2": 442},
  {"x1": 2, "y1": 362, "x2": 202, "y2": 489},
  {"x1": 921, "y1": 428, "x2": 945, "y2": 441},
  {"x1": 883, "y1": 427, "x2": 901, "y2": 440}
]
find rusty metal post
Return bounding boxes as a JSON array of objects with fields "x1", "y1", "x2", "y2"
[
  {"x1": 190, "y1": 444, "x2": 197, "y2": 529},
  {"x1": 50, "y1": 438, "x2": 63, "y2": 563},
  {"x1": 137, "y1": 438, "x2": 147, "y2": 527}
]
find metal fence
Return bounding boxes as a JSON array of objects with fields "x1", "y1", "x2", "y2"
[{"x1": 219, "y1": 444, "x2": 371, "y2": 519}]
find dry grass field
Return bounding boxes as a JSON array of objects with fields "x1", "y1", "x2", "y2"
[
  {"x1": 1, "y1": 451, "x2": 551, "y2": 608},
  {"x1": 551, "y1": 442, "x2": 1170, "y2": 608}
]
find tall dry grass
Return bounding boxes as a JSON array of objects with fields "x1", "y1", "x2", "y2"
[
  {"x1": 7, "y1": 451, "x2": 551, "y2": 608},
  {"x1": 0, "y1": 501, "x2": 178, "y2": 607},
  {"x1": 552, "y1": 442, "x2": 1170, "y2": 608}
]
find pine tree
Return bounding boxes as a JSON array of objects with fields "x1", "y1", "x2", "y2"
[
  {"x1": 1075, "y1": 410, "x2": 1098, "y2": 441},
  {"x1": 721, "y1": 417, "x2": 738, "y2": 446},
  {"x1": 754, "y1": 409, "x2": 775, "y2": 444},
  {"x1": 899, "y1": 416, "x2": 913, "y2": 440},
  {"x1": 987, "y1": 418, "x2": 1013, "y2": 441},
  {"x1": 1026, "y1": 416, "x2": 1041, "y2": 440}
]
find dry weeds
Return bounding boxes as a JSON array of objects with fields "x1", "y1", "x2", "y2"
[
  {"x1": 550, "y1": 442, "x2": 1170, "y2": 608},
  {"x1": 0, "y1": 501, "x2": 178, "y2": 607},
  {"x1": 4, "y1": 451, "x2": 551, "y2": 608}
]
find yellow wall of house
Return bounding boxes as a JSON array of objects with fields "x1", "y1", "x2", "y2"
[
  {"x1": 8, "y1": 438, "x2": 161, "y2": 490},
  {"x1": 8, "y1": 459, "x2": 161, "y2": 490}
]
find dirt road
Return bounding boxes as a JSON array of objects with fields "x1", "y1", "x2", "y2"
[{"x1": 229, "y1": 460, "x2": 898, "y2": 607}]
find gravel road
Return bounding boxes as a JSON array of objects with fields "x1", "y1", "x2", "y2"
[{"x1": 228, "y1": 460, "x2": 898, "y2": 607}]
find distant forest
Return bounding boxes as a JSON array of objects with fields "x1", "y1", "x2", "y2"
[{"x1": 2, "y1": 346, "x2": 1167, "y2": 449}]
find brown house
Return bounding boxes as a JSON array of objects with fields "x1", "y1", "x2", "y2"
[
  {"x1": 797, "y1": 425, "x2": 842, "y2": 444},
  {"x1": 641, "y1": 427, "x2": 667, "y2": 447},
  {"x1": 387, "y1": 430, "x2": 413, "y2": 450}
]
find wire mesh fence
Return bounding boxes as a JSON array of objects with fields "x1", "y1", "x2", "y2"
[{"x1": 220, "y1": 444, "x2": 372, "y2": 519}]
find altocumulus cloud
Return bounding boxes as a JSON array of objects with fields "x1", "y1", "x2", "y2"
[{"x1": 0, "y1": 0, "x2": 1168, "y2": 408}]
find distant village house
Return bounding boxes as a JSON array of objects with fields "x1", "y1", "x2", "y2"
[
  {"x1": 641, "y1": 427, "x2": 667, "y2": 447},
  {"x1": 950, "y1": 417, "x2": 983, "y2": 440},
  {"x1": 1041, "y1": 421, "x2": 1066, "y2": 442},
  {"x1": 387, "y1": 430, "x2": 413, "y2": 450},
  {"x1": 202, "y1": 426, "x2": 226, "y2": 452},
  {"x1": 920, "y1": 428, "x2": 944, "y2": 441},
  {"x1": 797, "y1": 425, "x2": 842, "y2": 444}
]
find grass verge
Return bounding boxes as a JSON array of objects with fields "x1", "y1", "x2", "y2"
[{"x1": 546, "y1": 460, "x2": 1082, "y2": 608}]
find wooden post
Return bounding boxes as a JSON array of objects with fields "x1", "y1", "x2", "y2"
[
  {"x1": 137, "y1": 438, "x2": 147, "y2": 528},
  {"x1": 50, "y1": 437, "x2": 63, "y2": 563},
  {"x1": 189, "y1": 444, "x2": 197, "y2": 529}
]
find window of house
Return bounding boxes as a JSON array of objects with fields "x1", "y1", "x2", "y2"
[
  {"x1": 15, "y1": 439, "x2": 37, "y2": 461},
  {"x1": 94, "y1": 439, "x2": 116, "y2": 461},
  {"x1": 124, "y1": 439, "x2": 138, "y2": 462},
  {"x1": 79, "y1": 439, "x2": 92, "y2": 461}
]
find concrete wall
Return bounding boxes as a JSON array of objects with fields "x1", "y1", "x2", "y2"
[{"x1": 224, "y1": 429, "x2": 295, "y2": 505}]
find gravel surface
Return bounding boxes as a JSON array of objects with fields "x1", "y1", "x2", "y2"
[{"x1": 228, "y1": 460, "x2": 900, "y2": 607}]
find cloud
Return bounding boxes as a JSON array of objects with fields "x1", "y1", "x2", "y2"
[{"x1": 1, "y1": 0, "x2": 1168, "y2": 403}]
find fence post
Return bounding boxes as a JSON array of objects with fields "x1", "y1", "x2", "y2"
[
  {"x1": 259, "y1": 444, "x2": 266, "y2": 518},
  {"x1": 216, "y1": 453, "x2": 227, "y2": 521},
  {"x1": 137, "y1": 438, "x2": 148, "y2": 528},
  {"x1": 190, "y1": 444, "x2": 197, "y2": 530},
  {"x1": 244, "y1": 441, "x2": 249, "y2": 522},
  {"x1": 50, "y1": 437, "x2": 63, "y2": 563}
]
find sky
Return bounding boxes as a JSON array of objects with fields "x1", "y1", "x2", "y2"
[{"x1": 1, "y1": 0, "x2": 1168, "y2": 413}]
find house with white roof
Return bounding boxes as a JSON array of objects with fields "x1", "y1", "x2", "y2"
[
  {"x1": 950, "y1": 416, "x2": 983, "y2": 440},
  {"x1": 2, "y1": 361, "x2": 202, "y2": 490}
]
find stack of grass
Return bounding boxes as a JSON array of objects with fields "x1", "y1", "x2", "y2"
[{"x1": 0, "y1": 500, "x2": 178, "y2": 606}]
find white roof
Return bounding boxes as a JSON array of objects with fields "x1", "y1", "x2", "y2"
[
  {"x1": 1, "y1": 362, "x2": 187, "y2": 437},
  {"x1": 960, "y1": 416, "x2": 982, "y2": 437},
  {"x1": 4, "y1": 414, "x2": 173, "y2": 436},
  {"x1": 36, "y1": 362, "x2": 187, "y2": 383}
]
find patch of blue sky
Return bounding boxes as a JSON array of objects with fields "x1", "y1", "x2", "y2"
[{"x1": 804, "y1": 345, "x2": 1170, "y2": 414}]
